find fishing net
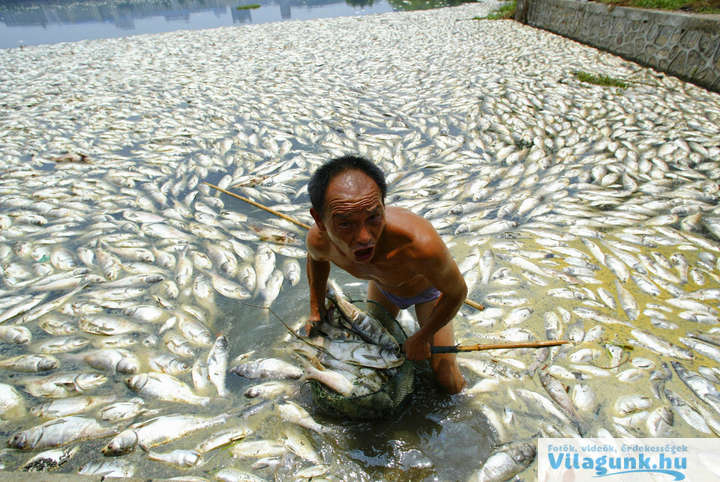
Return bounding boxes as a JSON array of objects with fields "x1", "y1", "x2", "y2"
[{"x1": 309, "y1": 299, "x2": 415, "y2": 420}]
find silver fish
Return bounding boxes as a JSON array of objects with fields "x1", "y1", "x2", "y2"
[
  {"x1": 195, "y1": 425, "x2": 253, "y2": 454},
  {"x1": 98, "y1": 397, "x2": 155, "y2": 422},
  {"x1": 78, "y1": 459, "x2": 135, "y2": 478},
  {"x1": 631, "y1": 330, "x2": 693, "y2": 360},
  {"x1": 538, "y1": 370, "x2": 582, "y2": 431},
  {"x1": 0, "y1": 382, "x2": 25, "y2": 419},
  {"x1": 126, "y1": 372, "x2": 210, "y2": 406},
  {"x1": 473, "y1": 441, "x2": 536, "y2": 482},
  {"x1": 80, "y1": 348, "x2": 140, "y2": 374},
  {"x1": 615, "y1": 279, "x2": 638, "y2": 320},
  {"x1": 231, "y1": 358, "x2": 303, "y2": 380},
  {"x1": 672, "y1": 362, "x2": 720, "y2": 415},
  {"x1": 9, "y1": 416, "x2": 116, "y2": 450},
  {"x1": 20, "y1": 446, "x2": 79, "y2": 472},
  {"x1": 230, "y1": 440, "x2": 287, "y2": 459},
  {"x1": 207, "y1": 335, "x2": 229, "y2": 397},
  {"x1": 244, "y1": 381, "x2": 295, "y2": 399},
  {"x1": 277, "y1": 400, "x2": 327, "y2": 433},
  {"x1": 0, "y1": 325, "x2": 31, "y2": 344},
  {"x1": 31, "y1": 395, "x2": 116, "y2": 419},
  {"x1": 326, "y1": 279, "x2": 400, "y2": 351},
  {"x1": 0, "y1": 354, "x2": 58, "y2": 372},
  {"x1": 102, "y1": 413, "x2": 228, "y2": 455},
  {"x1": 21, "y1": 372, "x2": 107, "y2": 398},
  {"x1": 147, "y1": 449, "x2": 201, "y2": 468},
  {"x1": 149, "y1": 353, "x2": 190, "y2": 376}
]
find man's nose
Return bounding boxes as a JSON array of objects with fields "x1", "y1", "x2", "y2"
[{"x1": 356, "y1": 223, "x2": 372, "y2": 244}]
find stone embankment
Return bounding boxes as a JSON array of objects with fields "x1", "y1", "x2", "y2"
[{"x1": 515, "y1": 0, "x2": 720, "y2": 92}]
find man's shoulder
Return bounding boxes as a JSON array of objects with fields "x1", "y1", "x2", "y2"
[
  {"x1": 306, "y1": 224, "x2": 330, "y2": 260},
  {"x1": 386, "y1": 206, "x2": 428, "y2": 225},
  {"x1": 385, "y1": 206, "x2": 444, "y2": 259}
]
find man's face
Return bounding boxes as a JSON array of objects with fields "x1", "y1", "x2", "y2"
[{"x1": 314, "y1": 169, "x2": 385, "y2": 264}]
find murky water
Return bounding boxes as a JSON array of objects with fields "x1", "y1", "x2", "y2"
[
  {"x1": 0, "y1": 2, "x2": 719, "y2": 480},
  {"x1": 0, "y1": 0, "x2": 475, "y2": 48}
]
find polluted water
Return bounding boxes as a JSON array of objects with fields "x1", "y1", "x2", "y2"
[{"x1": 1, "y1": 2, "x2": 720, "y2": 480}]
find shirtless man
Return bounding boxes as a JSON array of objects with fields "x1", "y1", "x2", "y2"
[{"x1": 305, "y1": 155, "x2": 467, "y2": 394}]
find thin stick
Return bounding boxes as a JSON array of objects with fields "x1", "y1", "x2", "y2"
[
  {"x1": 432, "y1": 339, "x2": 569, "y2": 354},
  {"x1": 206, "y1": 181, "x2": 485, "y2": 311},
  {"x1": 204, "y1": 182, "x2": 311, "y2": 230},
  {"x1": 463, "y1": 298, "x2": 484, "y2": 311}
]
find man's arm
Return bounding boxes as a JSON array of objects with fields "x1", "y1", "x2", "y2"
[
  {"x1": 403, "y1": 237, "x2": 467, "y2": 360},
  {"x1": 305, "y1": 226, "x2": 330, "y2": 334}
]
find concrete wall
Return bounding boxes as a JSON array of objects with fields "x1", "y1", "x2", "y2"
[{"x1": 515, "y1": 0, "x2": 720, "y2": 92}]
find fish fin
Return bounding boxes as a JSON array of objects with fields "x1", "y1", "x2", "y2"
[{"x1": 309, "y1": 356, "x2": 324, "y2": 370}]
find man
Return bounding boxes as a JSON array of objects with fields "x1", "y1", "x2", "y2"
[{"x1": 304, "y1": 155, "x2": 467, "y2": 394}]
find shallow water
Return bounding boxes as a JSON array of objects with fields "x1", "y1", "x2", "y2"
[{"x1": 0, "y1": 2, "x2": 719, "y2": 480}]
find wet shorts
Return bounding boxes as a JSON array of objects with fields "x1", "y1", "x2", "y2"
[{"x1": 378, "y1": 286, "x2": 442, "y2": 310}]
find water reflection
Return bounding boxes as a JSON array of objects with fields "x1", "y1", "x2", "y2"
[
  {"x1": 0, "y1": 0, "x2": 338, "y2": 29},
  {"x1": 345, "y1": 0, "x2": 376, "y2": 6},
  {"x1": 388, "y1": 0, "x2": 475, "y2": 9},
  {"x1": 0, "y1": 0, "x2": 399, "y2": 48},
  {"x1": 0, "y1": 0, "x2": 483, "y2": 49}
]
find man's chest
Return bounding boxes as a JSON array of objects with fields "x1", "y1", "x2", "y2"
[{"x1": 329, "y1": 252, "x2": 421, "y2": 287}]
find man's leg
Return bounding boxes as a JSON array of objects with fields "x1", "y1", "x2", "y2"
[
  {"x1": 415, "y1": 299, "x2": 465, "y2": 394},
  {"x1": 367, "y1": 281, "x2": 400, "y2": 319}
]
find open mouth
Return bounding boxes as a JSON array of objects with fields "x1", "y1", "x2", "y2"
[{"x1": 354, "y1": 246, "x2": 374, "y2": 262}]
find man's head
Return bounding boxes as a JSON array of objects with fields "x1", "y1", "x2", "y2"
[
  {"x1": 308, "y1": 156, "x2": 387, "y2": 216},
  {"x1": 308, "y1": 156, "x2": 387, "y2": 263}
]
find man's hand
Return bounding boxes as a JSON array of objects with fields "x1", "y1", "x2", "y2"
[
  {"x1": 299, "y1": 315, "x2": 323, "y2": 338},
  {"x1": 300, "y1": 304, "x2": 332, "y2": 337},
  {"x1": 403, "y1": 331, "x2": 431, "y2": 360}
]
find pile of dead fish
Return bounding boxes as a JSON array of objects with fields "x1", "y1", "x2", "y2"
[
  {"x1": 287, "y1": 280, "x2": 406, "y2": 398},
  {"x1": 0, "y1": 1, "x2": 719, "y2": 480}
]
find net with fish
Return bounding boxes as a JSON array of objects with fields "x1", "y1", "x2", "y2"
[{"x1": 309, "y1": 300, "x2": 415, "y2": 420}]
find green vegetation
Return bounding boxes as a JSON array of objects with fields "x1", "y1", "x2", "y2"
[
  {"x1": 474, "y1": 0, "x2": 516, "y2": 20},
  {"x1": 596, "y1": 0, "x2": 720, "y2": 13},
  {"x1": 573, "y1": 70, "x2": 629, "y2": 88},
  {"x1": 236, "y1": 3, "x2": 260, "y2": 9}
]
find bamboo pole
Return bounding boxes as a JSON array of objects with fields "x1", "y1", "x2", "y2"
[
  {"x1": 204, "y1": 182, "x2": 311, "y2": 230},
  {"x1": 463, "y1": 298, "x2": 484, "y2": 311},
  {"x1": 205, "y1": 181, "x2": 485, "y2": 311},
  {"x1": 431, "y1": 339, "x2": 569, "y2": 354}
]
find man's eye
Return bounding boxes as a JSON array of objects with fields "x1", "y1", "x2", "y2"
[{"x1": 338, "y1": 222, "x2": 351, "y2": 229}]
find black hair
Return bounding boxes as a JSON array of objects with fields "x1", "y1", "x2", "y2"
[{"x1": 308, "y1": 155, "x2": 387, "y2": 216}]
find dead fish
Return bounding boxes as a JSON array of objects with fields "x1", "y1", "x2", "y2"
[
  {"x1": 20, "y1": 446, "x2": 79, "y2": 472},
  {"x1": 9, "y1": 416, "x2": 116, "y2": 450},
  {"x1": 231, "y1": 358, "x2": 303, "y2": 380},
  {"x1": 102, "y1": 413, "x2": 228, "y2": 455},
  {"x1": 126, "y1": 373, "x2": 210, "y2": 406},
  {"x1": 472, "y1": 441, "x2": 536, "y2": 482}
]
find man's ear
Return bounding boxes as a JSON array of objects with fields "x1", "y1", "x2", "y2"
[{"x1": 310, "y1": 208, "x2": 326, "y2": 231}]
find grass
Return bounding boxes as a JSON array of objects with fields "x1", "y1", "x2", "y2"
[
  {"x1": 474, "y1": 0, "x2": 516, "y2": 19},
  {"x1": 595, "y1": 0, "x2": 720, "y2": 13},
  {"x1": 573, "y1": 70, "x2": 629, "y2": 88},
  {"x1": 236, "y1": 3, "x2": 261, "y2": 10}
]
